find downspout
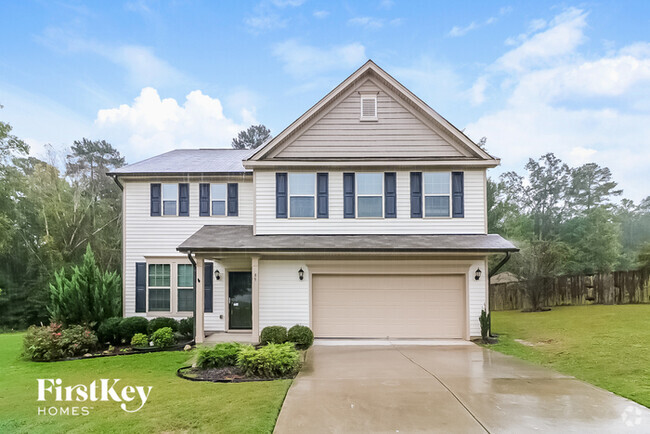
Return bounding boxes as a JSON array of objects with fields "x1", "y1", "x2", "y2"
[
  {"x1": 110, "y1": 174, "x2": 124, "y2": 190},
  {"x1": 187, "y1": 251, "x2": 197, "y2": 344},
  {"x1": 487, "y1": 251, "x2": 512, "y2": 337}
]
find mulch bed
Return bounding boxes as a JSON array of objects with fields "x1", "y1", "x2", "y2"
[
  {"x1": 35, "y1": 339, "x2": 194, "y2": 362},
  {"x1": 176, "y1": 365, "x2": 295, "y2": 383}
]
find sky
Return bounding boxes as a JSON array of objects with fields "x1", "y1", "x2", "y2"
[{"x1": 1, "y1": 0, "x2": 649, "y2": 201}]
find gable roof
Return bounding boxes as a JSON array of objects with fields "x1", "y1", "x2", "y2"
[
  {"x1": 108, "y1": 149, "x2": 254, "y2": 176},
  {"x1": 245, "y1": 60, "x2": 498, "y2": 167}
]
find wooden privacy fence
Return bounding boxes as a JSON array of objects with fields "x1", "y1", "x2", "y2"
[{"x1": 489, "y1": 269, "x2": 650, "y2": 311}]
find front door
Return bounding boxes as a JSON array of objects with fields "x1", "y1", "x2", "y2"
[{"x1": 228, "y1": 272, "x2": 252, "y2": 330}]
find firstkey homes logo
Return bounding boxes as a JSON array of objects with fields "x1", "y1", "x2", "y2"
[{"x1": 37, "y1": 379, "x2": 153, "y2": 416}]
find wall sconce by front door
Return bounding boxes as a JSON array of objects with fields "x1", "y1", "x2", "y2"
[
  {"x1": 214, "y1": 269, "x2": 221, "y2": 281},
  {"x1": 474, "y1": 268, "x2": 482, "y2": 281},
  {"x1": 298, "y1": 268, "x2": 304, "y2": 281}
]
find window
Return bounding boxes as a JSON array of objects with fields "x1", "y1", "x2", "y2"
[
  {"x1": 424, "y1": 172, "x2": 451, "y2": 217},
  {"x1": 162, "y1": 184, "x2": 177, "y2": 216},
  {"x1": 357, "y1": 173, "x2": 383, "y2": 217},
  {"x1": 177, "y1": 264, "x2": 194, "y2": 312},
  {"x1": 148, "y1": 264, "x2": 170, "y2": 311},
  {"x1": 360, "y1": 94, "x2": 377, "y2": 121},
  {"x1": 289, "y1": 173, "x2": 315, "y2": 217},
  {"x1": 211, "y1": 183, "x2": 227, "y2": 216}
]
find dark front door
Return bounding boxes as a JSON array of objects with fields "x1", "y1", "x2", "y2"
[{"x1": 229, "y1": 272, "x2": 252, "y2": 330}]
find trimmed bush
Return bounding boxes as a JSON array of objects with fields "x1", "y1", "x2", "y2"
[
  {"x1": 97, "y1": 317, "x2": 123, "y2": 345},
  {"x1": 23, "y1": 323, "x2": 64, "y2": 361},
  {"x1": 260, "y1": 326, "x2": 287, "y2": 345},
  {"x1": 237, "y1": 343, "x2": 300, "y2": 378},
  {"x1": 130, "y1": 333, "x2": 149, "y2": 347},
  {"x1": 151, "y1": 327, "x2": 176, "y2": 348},
  {"x1": 60, "y1": 325, "x2": 98, "y2": 357},
  {"x1": 148, "y1": 317, "x2": 179, "y2": 335},
  {"x1": 288, "y1": 325, "x2": 314, "y2": 350},
  {"x1": 196, "y1": 342, "x2": 242, "y2": 369},
  {"x1": 179, "y1": 317, "x2": 193, "y2": 338},
  {"x1": 119, "y1": 316, "x2": 149, "y2": 342}
]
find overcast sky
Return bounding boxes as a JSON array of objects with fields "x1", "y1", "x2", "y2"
[{"x1": 1, "y1": 0, "x2": 649, "y2": 200}]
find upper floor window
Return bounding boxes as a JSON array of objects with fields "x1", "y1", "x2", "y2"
[
  {"x1": 360, "y1": 93, "x2": 378, "y2": 121},
  {"x1": 289, "y1": 173, "x2": 315, "y2": 218},
  {"x1": 357, "y1": 173, "x2": 383, "y2": 217},
  {"x1": 211, "y1": 184, "x2": 227, "y2": 216},
  {"x1": 423, "y1": 172, "x2": 451, "y2": 217},
  {"x1": 148, "y1": 264, "x2": 170, "y2": 311},
  {"x1": 162, "y1": 184, "x2": 177, "y2": 216}
]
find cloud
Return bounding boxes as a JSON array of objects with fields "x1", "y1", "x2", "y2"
[
  {"x1": 348, "y1": 16, "x2": 384, "y2": 30},
  {"x1": 379, "y1": 0, "x2": 394, "y2": 9},
  {"x1": 447, "y1": 6, "x2": 512, "y2": 38},
  {"x1": 271, "y1": 0, "x2": 304, "y2": 6},
  {"x1": 272, "y1": 40, "x2": 366, "y2": 79},
  {"x1": 245, "y1": 0, "x2": 304, "y2": 32},
  {"x1": 95, "y1": 88, "x2": 249, "y2": 161},
  {"x1": 313, "y1": 10, "x2": 329, "y2": 19},
  {"x1": 463, "y1": 7, "x2": 650, "y2": 201}
]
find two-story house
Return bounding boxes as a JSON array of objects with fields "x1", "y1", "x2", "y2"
[{"x1": 109, "y1": 61, "x2": 516, "y2": 343}]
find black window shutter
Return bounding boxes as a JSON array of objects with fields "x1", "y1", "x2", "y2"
[
  {"x1": 384, "y1": 172, "x2": 397, "y2": 218},
  {"x1": 343, "y1": 173, "x2": 355, "y2": 218},
  {"x1": 317, "y1": 173, "x2": 329, "y2": 218},
  {"x1": 227, "y1": 183, "x2": 238, "y2": 216},
  {"x1": 178, "y1": 183, "x2": 189, "y2": 216},
  {"x1": 276, "y1": 173, "x2": 288, "y2": 218},
  {"x1": 199, "y1": 183, "x2": 210, "y2": 216},
  {"x1": 452, "y1": 171, "x2": 464, "y2": 218},
  {"x1": 150, "y1": 184, "x2": 161, "y2": 216},
  {"x1": 410, "y1": 172, "x2": 423, "y2": 218},
  {"x1": 135, "y1": 262, "x2": 146, "y2": 313},
  {"x1": 204, "y1": 262, "x2": 213, "y2": 313}
]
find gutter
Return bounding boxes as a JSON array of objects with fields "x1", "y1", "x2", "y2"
[
  {"x1": 187, "y1": 252, "x2": 197, "y2": 341},
  {"x1": 487, "y1": 251, "x2": 512, "y2": 338},
  {"x1": 109, "y1": 174, "x2": 124, "y2": 190}
]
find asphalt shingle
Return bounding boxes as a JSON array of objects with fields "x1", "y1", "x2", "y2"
[{"x1": 109, "y1": 149, "x2": 254, "y2": 175}]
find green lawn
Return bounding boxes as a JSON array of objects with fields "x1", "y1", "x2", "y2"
[
  {"x1": 0, "y1": 333, "x2": 291, "y2": 433},
  {"x1": 489, "y1": 305, "x2": 650, "y2": 408}
]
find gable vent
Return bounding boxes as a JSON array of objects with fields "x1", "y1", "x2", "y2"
[{"x1": 360, "y1": 95, "x2": 377, "y2": 121}]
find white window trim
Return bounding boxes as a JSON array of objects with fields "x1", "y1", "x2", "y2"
[
  {"x1": 147, "y1": 263, "x2": 171, "y2": 312},
  {"x1": 145, "y1": 258, "x2": 201, "y2": 315},
  {"x1": 210, "y1": 183, "x2": 227, "y2": 217},
  {"x1": 356, "y1": 172, "x2": 384, "y2": 218},
  {"x1": 360, "y1": 94, "x2": 378, "y2": 121},
  {"x1": 423, "y1": 172, "x2": 452, "y2": 219},
  {"x1": 177, "y1": 264, "x2": 194, "y2": 313},
  {"x1": 162, "y1": 183, "x2": 178, "y2": 217},
  {"x1": 288, "y1": 173, "x2": 317, "y2": 219}
]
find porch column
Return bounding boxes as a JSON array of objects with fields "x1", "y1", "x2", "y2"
[
  {"x1": 195, "y1": 256, "x2": 205, "y2": 344},
  {"x1": 251, "y1": 256, "x2": 260, "y2": 341}
]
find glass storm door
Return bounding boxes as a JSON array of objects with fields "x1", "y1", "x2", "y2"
[{"x1": 228, "y1": 272, "x2": 252, "y2": 330}]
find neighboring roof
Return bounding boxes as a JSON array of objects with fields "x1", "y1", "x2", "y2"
[
  {"x1": 490, "y1": 271, "x2": 520, "y2": 284},
  {"x1": 109, "y1": 149, "x2": 254, "y2": 176},
  {"x1": 246, "y1": 60, "x2": 498, "y2": 166},
  {"x1": 177, "y1": 225, "x2": 519, "y2": 253}
]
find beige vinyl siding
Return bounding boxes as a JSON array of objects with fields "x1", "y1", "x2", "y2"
[
  {"x1": 270, "y1": 79, "x2": 470, "y2": 159},
  {"x1": 255, "y1": 169, "x2": 486, "y2": 235},
  {"x1": 258, "y1": 260, "x2": 310, "y2": 330},
  {"x1": 122, "y1": 179, "x2": 253, "y2": 327}
]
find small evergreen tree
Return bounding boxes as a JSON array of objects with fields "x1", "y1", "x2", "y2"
[
  {"x1": 231, "y1": 125, "x2": 272, "y2": 150},
  {"x1": 48, "y1": 244, "x2": 121, "y2": 326}
]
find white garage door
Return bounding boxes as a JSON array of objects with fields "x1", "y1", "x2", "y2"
[{"x1": 312, "y1": 274, "x2": 465, "y2": 339}]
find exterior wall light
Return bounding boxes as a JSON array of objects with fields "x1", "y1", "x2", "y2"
[
  {"x1": 474, "y1": 268, "x2": 482, "y2": 281},
  {"x1": 298, "y1": 268, "x2": 304, "y2": 281},
  {"x1": 214, "y1": 269, "x2": 221, "y2": 280}
]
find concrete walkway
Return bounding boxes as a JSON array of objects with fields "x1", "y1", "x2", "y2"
[{"x1": 274, "y1": 344, "x2": 650, "y2": 433}]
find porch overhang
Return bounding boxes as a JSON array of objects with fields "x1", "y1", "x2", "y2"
[{"x1": 177, "y1": 225, "x2": 518, "y2": 254}]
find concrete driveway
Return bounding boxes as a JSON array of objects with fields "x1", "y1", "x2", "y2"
[{"x1": 274, "y1": 343, "x2": 650, "y2": 433}]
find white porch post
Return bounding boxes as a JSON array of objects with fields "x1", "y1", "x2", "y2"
[
  {"x1": 252, "y1": 256, "x2": 260, "y2": 341},
  {"x1": 195, "y1": 256, "x2": 205, "y2": 344}
]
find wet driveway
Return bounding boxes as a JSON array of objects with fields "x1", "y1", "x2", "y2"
[{"x1": 274, "y1": 343, "x2": 650, "y2": 433}]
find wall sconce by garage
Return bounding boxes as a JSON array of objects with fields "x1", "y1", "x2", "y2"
[
  {"x1": 474, "y1": 268, "x2": 482, "y2": 281},
  {"x1": 214, "y1": 269, "x2": 221, "y2": 281},
  {"x1": 298, "y1": 268, "x2": 304, "y2": 281}
]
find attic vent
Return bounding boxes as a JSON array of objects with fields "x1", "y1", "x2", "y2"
[{"x1": 360, "y1": 94, "x2": 377, "y2": 121}]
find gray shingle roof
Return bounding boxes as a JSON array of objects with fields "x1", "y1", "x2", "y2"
[
  {"x1": 177, "y1": 225, "x2": 518, "y2": 253},
  {"x1": 109, "y1": 149, "x2": 254, "y2": 175}
]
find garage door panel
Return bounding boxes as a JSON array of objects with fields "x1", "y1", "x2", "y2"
[{"x1": 313, "y1": 274, "x2": 465, "y2": 339}]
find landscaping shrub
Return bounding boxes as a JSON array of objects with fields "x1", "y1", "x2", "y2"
[
  {"x1": 288, "y1": 325, "x2": 314, "y2": 350},
  {"x1": 237, "y1": 343, "x2": 300, "y2": 378},
  {"x1": 60, "y1": 325, "x2": 98, "y2": 357},
  {"x1": 23, "y1": 323, "x2": 64, "y2": 361},
  {"x1": 119, "y1": 316, "x2": 149, "y2": 342},
  {"x1": 196, "y1": 342, "x2": 242, "y2": 369},
  {"x1": 130, "y1": 333, "x2": 149, "y2": 347},
  {"x1": 151, "y1": 327, "x2": 176, "y2": 348},
  {"x1": 148, "y1": 317, "x2": 179, "y2": 335},
  {"x1": 48, "y1": 244, "x2": 122, "y2": 326},
  {"x1": 179, "y1": 317, "x2": 193, "y2": 338},
  {"x1": 479, "y1": 308, "x2": 490, "y2": 342},
  {"x1": 97, "y1": 317, "x2": 123, "y2": 345},
  {"x1": 260, "y1": 326, "x2": 287, "y2": 345}
]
